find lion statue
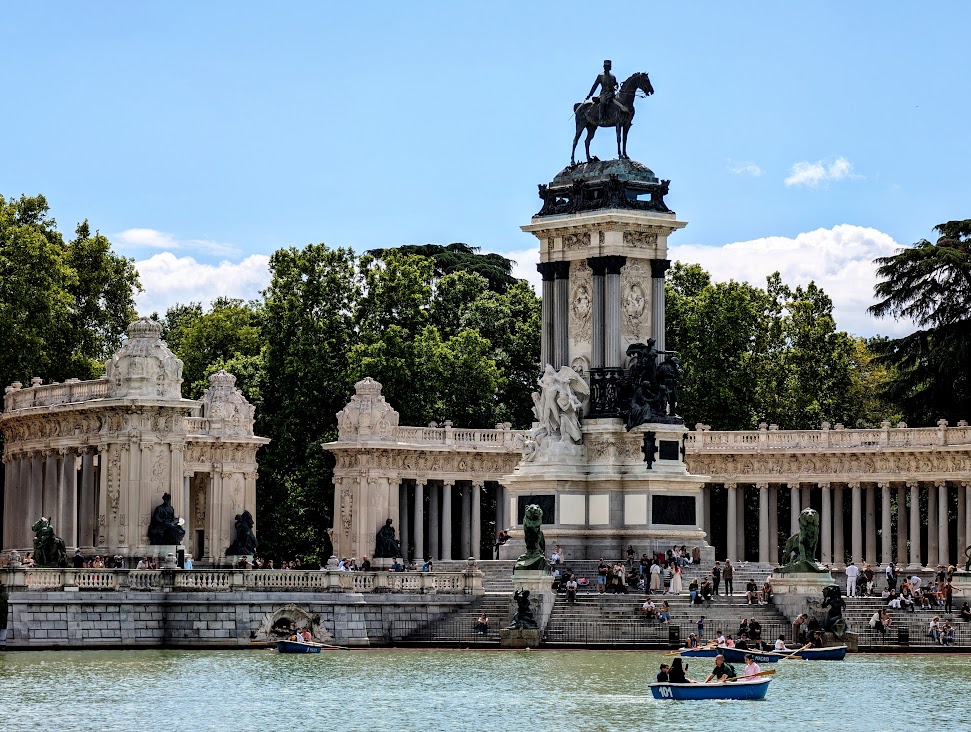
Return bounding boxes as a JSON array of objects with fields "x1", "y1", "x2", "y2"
[
  {"x1": 514, "y1": 504, "x2": 549, "y2": 572},
  {"x1": 780, "y1": 508, "x2": 825, "y2": 572}
]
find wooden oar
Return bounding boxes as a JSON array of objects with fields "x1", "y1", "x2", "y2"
[
  {"x1": 778, "y1": 642, "x2": 811, "y2": 661},
  {"x1": 665, "y1": 643, "x2": 717, "y2": 656},
  {"x1": 723, "y1": 668, "x2": 776, "y2": 683}
]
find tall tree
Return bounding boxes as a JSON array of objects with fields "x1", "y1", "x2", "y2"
[
  {"x1": 368, "y1": 242, "x2": 517, "y2": 293},
  {"x1": 868, "y1": 220, "x2": 971, "y2": 423}
]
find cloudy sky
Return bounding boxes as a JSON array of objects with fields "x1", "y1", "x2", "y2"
[{"x1": 5, "y1": 3, "x2": 970, "y2": 337}]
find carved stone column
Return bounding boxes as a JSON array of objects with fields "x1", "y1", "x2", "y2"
[
  {"x1": 77, "y1": 449, "x2": 96, "y2": 551},
  {"x1": 789, "y1": 484, "x2": 800, "y2": 536},
  {"x1": 2, "y1": 453, "x2": 15, "y2": 549},
  {"x1": 43, "y1": 450, "x2": 58, "y2": 521},
  {"x1": 589, "y1": 258, "x2": 606, "y2": 369},
  {"x1": 471, "y1": 480, "x2": 483, "y2": 560},
  {"x1": 428, "y1": 481, "x2": 440, "y2": 560},
  {"x1": 603, "y1": 256, "x2": 626, "y2": 368},
  {"x1": 850, "y1": 482, "x2": 863, "y2": 563},
  {"x1": 768, "y1": 485, "x2": 779, "y2": 564},
  {"x1": 650, "y1": 259, "x2": 670, "y2": 353},
  {"x1": 757, "y1": 483, "x2": 769, "y2": 563},
  {"x1": 958, "y1": 482, "x2": 967, "y2": 563},
  {"x1": 908, "y1": 482, "x2": 921, "y2": 568},
  {"x1": 399, "y1": 481, "x2": 410, "y2": 561},
  {"x1": 413, "y1": 480, "x2": 425, "y2": 563},
  {"x1": 60, "y1": 449, "x2": 78, "y2": 549},
  {"x1": 441, "y1": 482, "x2": 454, "y2": 561},
  {"x1": 29, "y1": 451, "x2": 44, "y2": 525},
  {"x1": 495, "y1": 483, "x2": 505, "y2": 536},
  {"x1": 937, "y1": 481, "x2": 949, "y2": 567},
  {"x1": 963, "y1": 483, "x2": 971, "y2": 564},
  {"x1": 704, "y1": 484, "x2": 712, "y2": 542},
  {"x1": 726, "y1": 483, "x2": 737, "y2": 562},
  {"x1": 896, "y1": 484, "x2": 908, "y2": 566},
  {"x1": 833, "y1": 484, "x2": 844, "y2": 566},
  {"x1": 695, "y1": 485, "x2": 705, "y2": 536},
  {"x1": 821, "y1": 483, "x2": 832, "y2": 565},
  {"x1": 460, "y1": 483, "x2": 472, "y2": 558},
  {"x1": 554, "y1": 262, "x2": 571, "y2": 369},
  {"x1": 927, "y1": 482, "x2": 939, "y2": 565},
  {"x1": 537, "y1": 263, "x2": 556, "y2": 369},
  {"x1": 879, "y1": 482, "x2": 892, "y2": 565},
  {"x1": 736, "y1": 485, "x2": 746, "y2": 561},
  {"x1": 801, "y1": 484, "x2": 811, "y2": 512},
  {"x1": 864, "y1": 483, "x2": 877, "y2": 564}
]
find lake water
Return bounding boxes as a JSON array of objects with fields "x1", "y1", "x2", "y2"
[{"x1": 1, "y1": 649, "x2": 966, "y2": 732}]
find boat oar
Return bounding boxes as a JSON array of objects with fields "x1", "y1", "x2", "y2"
[
  {"x1": 723, "y1": 669, "x2": 776, "y2": 682},
  {"x1": 778, "y1": 643, "x2": 811, "y2": 661},
  {"x1": 665, "y1": 643, "x2": 716, "y2": 656}
]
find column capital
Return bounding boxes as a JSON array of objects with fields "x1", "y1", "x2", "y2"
[
  {"x1": 724, "y1": 482, "x2": 737, "y2": 490},
  {"x1": 934, "y1": 480, "x2": 948, "y2": 489},
  {"x1": 906, "y1": 480, "x2": 921, "y2": 489},
  {"x1": 471, "y1": 480, "x2": 485, "y2": 490},
  {"x1": 442, "y1": 481, "x2": 455, "y2": 489},
  {"x1": 414, "y1": 478, "x2": 427, "y2": 488},
  {"x1": 649, "y1": 258, "x2": 671, "y2": 278},
  {"x1": 847, "y1": 481, "x2": 861, "y2": 490},
  {"x1": 755, "y1": 482, "x2": 769, "y2": 490},
  {"x1": 536, "y1": 262, "x2": 560, "y2": 281},
  {"x1": 877, "y1": 481, "x2": 891, "y2": 490}
]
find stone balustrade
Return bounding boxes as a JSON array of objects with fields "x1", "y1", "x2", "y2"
[
  {"x1": 391, "y1": 424, "x2": 524, "y2": 448},
  {"x1": 686, "y1": 420, "x2": 971, "y2": 452},
  {"x1": 2, "y1": 568, "x2": 484, "y2": 595},
  {"x1": 4, "y1": 377, "x2": 110, "y2": 411}
]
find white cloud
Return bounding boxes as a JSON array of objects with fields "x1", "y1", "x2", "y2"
[
  {"x1": 784, "y1": 156, "x2": 857, "y2": 187},
  {"x1": 727, "y1": 159, "x2": 764, "y2": 177},
  {"x1": 116, "y1": 227, "x2": 242, "y2": 258},
  {"x1": 134, "y1": 252, "x2": 271, "y2": 316},
  {"x1": 505, "y1": 247, "x2": 541, "y2": 292},
  {"x1": 670, "y1": 224, "x2": 913, "y2": 337}
]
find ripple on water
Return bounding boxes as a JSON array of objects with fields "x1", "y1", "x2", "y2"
[{"x1": 1, "y1": 650, "x2": 967, "y2": 732}]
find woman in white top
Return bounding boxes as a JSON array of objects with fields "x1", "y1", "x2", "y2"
[
  {"x1": 670, "y1": 563, "x2": 683, "y2": 594},
  {"x1": 774, "y1": 635, "x2": 787, "y2": 651},
  {"x1": 743, "y1": 654, "x2": 761, "y2": 677}
]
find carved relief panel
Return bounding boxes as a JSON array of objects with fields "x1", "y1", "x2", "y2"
[
  {"x1": 621, "y1": 259, "x2": 649, "y2": 340},
  {"x1": 569, "y1": 259, "x2": 593, "y2": 344}
]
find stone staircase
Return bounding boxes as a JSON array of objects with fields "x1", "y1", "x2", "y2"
[
  {"x1": 543, "y1": 591, "x2": 791, "y2": 648},
  {"x1": 434, "y1": 560, "x2": 516, "y2": 592},
  {"x1": 396, "y1": 593, "x2": 511, "y2": 646},
  {"x1": 826, "y1": 596, "x2": 971, "y2": 650}
]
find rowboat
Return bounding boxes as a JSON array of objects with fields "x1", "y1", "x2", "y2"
[
  {"x1": 649, "y1": 677, "x2": 771, "y2": 701},
  {"x1": 277, "y1": 640, "x2": 322, "y2": 654},
  {"x1": 672, "y1": 646, "x2": 719, "y2": 658},
  {"x1": 719, "y1": 645, "x2": 846, "y2": 663}
]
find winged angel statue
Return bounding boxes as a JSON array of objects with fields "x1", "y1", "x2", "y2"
[{"x1": 523, "y1": 365, "x2": 589, "y2": 462}]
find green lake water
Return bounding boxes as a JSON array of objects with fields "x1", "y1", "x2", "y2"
[{"x1": 1, "y1": 649, "x2": 967, "y2": 732}]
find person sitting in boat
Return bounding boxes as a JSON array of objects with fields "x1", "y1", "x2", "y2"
[
  {"x1": 704, "y1": 654, "x2": 735, "y2": 683},
  {"x1": 774, "y1": 635, "x2": 787, "y2": 651},
  {"x1": 657, "y1": 663, "x2": 670, "y2": 682},
  {"x1": 724, "y1": 634, "x2": 735, "y2": 648},
  {"x1": 668, "y1": 657, "x2": 694, "y2": 683},
  {"x1": 735, "y1": 634, "x2": 749, "y2": 650},
  {"x1": 742, "y1": 654, "x2": 760, "y2": 677},
  {"x1": 686, "y1": 633, "x2": 700, "y2": 649},
  {"x1": 300, "y1": 629, "x2": 313, "y2": 643},
  {"x1": 810, "y1": 630, "x2": 824, "y2": 648}
]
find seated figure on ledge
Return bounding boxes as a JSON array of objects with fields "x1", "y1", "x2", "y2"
[
  {"x1": 148, "y1": 493, "x2": 186, "y2": 546},
  {"x1": 227, "y1": 510, "x2": 258, "y2": 556},
  {"x1": 374, "y1": 518, "x2": 401, "y2": 558},
  {"x1": 31, "y1": 517, "x2": 67, "y2": 567}
]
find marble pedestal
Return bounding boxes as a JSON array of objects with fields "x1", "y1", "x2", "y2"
[{"x1": 499, "y1": 629, "x2": 543, "y2": 648}]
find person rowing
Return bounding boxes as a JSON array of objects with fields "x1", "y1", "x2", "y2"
[
  {"x1": 704, "y1": 654, "x2": 736, "y2": 683},
  {"x1": 743, "y1": 654, "x2": 761, "y2": 677}
]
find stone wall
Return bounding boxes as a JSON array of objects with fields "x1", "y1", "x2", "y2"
[{"x1": 3, "y1": 591, "x2": 473, "y2": 649}]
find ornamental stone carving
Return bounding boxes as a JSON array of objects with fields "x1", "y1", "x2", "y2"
[
  {"x1": 563, "y1": 231, "x2": 591, "y2": 250},
  {"x1": 199, "y1": 370, "x2": 257, "y2": 437},
  {"x1": 621, "y1": 260, "x2": 648, "y2": 339},
  {"x1": 336, "y1": 378, "x2": 400, "y2": 441},
  {"x1": 623, "y1": 230, "x2": 659, "y2": 248},
  {"x1": 105, "y1": 317, "x2": 184, "y2": 399},
  {"x1": 569, "y1": 260, "x2": 593, "y2": 343}
]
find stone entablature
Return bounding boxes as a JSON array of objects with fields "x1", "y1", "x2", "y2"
[{"x1": 2, "y1": 319, "x2": 269, "y2": 562}]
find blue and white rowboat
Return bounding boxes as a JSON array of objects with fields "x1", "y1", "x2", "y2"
[
  {"x1": 650, "y1": 677, "x2": 771, "y2": 701},
  {"x1": 277, "y1": 640, "x2": 322, "y2": 654}
]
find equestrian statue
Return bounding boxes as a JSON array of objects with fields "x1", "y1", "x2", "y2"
[{"x1": 572, "y1": 60, "x2": 655, "y2": 165}]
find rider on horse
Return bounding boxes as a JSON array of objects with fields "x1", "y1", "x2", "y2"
[{"x1": 586, "y1": 60, "x2": 618, "y2": 125}]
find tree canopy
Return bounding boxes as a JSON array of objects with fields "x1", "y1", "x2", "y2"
[{"x1": 868, "y1": 220, "x2": 971, "y2": 423}]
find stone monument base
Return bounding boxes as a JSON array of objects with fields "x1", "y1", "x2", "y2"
[
  {"x1": 500, "y1": 628, "x2": 542, "y2": 648},
  {"x1": 152, "y1": 545, "x2": 180, "y2": 569},
  {"x1": 771, "y1": 570, "x2": 837, "y2": 620}
]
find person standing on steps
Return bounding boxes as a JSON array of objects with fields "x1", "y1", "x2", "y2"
[
  {"x1": 723, "y1": 559, "x2": 734, "y2": 597},
  {"x1": 845, "y1": 561, "x2": 860, "y2": 597},
  {"x1": 711, "y1": 561, "x2": 722, "y2": 596}
]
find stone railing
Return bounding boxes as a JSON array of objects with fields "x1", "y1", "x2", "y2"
[
  {"x1": 1, "y1": 568, "x2": 484, "y2": 595},
  {"x1": 4, "y1": 377, "x2": 110, "y2": 412},
  {"x1": 390, "y1": 424, "x2": 524, "y2": 448},
  {"x1": 685, "y1": 420, "x2": 971, "y2": 453}
]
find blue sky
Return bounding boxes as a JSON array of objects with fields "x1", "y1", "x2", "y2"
[{"x1": 4, "y1": 2, "x2": 969, "y2": 335}]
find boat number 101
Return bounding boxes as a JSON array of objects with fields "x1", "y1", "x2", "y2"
[{"x1": 659, "y1": 686, "x2": 673, "y2": 698}]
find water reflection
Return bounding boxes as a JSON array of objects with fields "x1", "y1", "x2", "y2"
[{"x1": 1, "y1": 649, "x2": 966, "y2": 732}]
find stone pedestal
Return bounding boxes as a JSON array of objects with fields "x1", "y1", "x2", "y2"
[
  {"x1": 500, "y1": 628, "x2": 542, "y2": 648},
  {"x1": 770, "y1": 570, "x2": 837, "y2": 620},
  {"x1": 152, "y1": 545, "x2": 180, "y2": 569}
]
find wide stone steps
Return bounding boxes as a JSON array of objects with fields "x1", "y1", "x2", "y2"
[
  {"x1": 434, "y1": 560, "x2": 516, "y2": 593},
  {"x1": 397, "y1": 593, "x2": 511, "y2": 645}
]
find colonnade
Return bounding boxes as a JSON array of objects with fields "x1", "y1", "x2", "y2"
[
  {"x1": 703, "y1": 480, "x2": 971, "y2": 568},
  {"x1": 2, "y1": 447, "x2": 101, "y2": 552},
  {"x1": 394, "y1": 479, "x2": 509, "y2": 562}
]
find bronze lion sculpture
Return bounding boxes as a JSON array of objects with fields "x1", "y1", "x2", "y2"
[{"x1": 780, "y1": 508, "x2": 824, "y2": 571}]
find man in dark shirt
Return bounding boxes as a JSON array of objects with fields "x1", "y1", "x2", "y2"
[
  {"x1": 748, "y1": 617, "x2": 762, "y2": 641},
  {"x1": 656, "y1": 663, "x2": 670, "y2": 682},
  {"x1": 705, "y1": 654, "x2": 735, "y2": 682},
  {"x1": 72, "y1": 550, "x2": 85, "y2": 569},
  {"x1": 711, "y1": 562, "x2": 722, "y2": 595}
]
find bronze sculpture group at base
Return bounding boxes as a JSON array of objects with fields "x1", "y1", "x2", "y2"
[
  {"x1": 506, "y1": 589, "x2": 539, "y2": 630},
  {"x1": 31, "y1": 517, "x2": 67, "y2": 567},
  {"x1": 374, "y1": 518, "x2": 402, "y2": 559},
  {"x1": 227, "y1": 510, "x2": 258, "y2": 556},
  {"x1": 147, "y1": 493, "x2": 185, "y2": 546},
  {"x1": 514, "y1": 504, "x2": 549, "y2": 572}
]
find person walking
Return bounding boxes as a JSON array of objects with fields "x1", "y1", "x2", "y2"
[{"x1": 723, "y1": 559, "x2": 734, "y2": 597}]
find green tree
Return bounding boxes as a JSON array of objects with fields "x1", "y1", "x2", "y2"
[
  {"x1": 868, "y1": 220, "x2": 971, "y2": 423},
  {"x1": 368, "y1": 242, "x2": 517, "y2": 293}
]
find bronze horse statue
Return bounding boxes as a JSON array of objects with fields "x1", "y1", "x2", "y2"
[{"x1": 571, "y1": 72, "x2": 654, "y2": 165}]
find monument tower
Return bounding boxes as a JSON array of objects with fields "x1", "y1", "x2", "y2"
[{"x1": 501, "y1": 64, "x2": 713, "y2": 562}]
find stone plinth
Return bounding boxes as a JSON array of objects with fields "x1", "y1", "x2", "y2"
[
  {"x1": 771, "y1": 570, "x2": 837, "y2": 620},
  {"x1": 500, "y1": 628, "x2": 542, "y2": 649}
]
